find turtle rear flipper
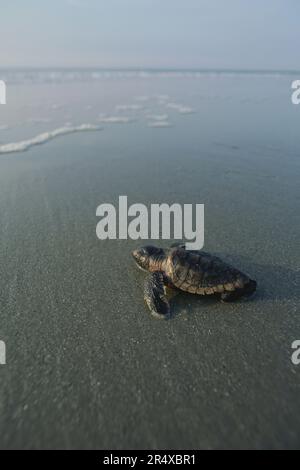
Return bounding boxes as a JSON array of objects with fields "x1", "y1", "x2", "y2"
[
  {"x1": 221, "y1": 279, "x2": 257, "y2": 302},
  {"x1": 144, "y1": 272, "x2": 171, "y2": 319}
]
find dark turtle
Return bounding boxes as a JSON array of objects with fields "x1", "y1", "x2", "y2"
[{"x1": 132, "y1": 244, "x2": 257, "y2": 318}]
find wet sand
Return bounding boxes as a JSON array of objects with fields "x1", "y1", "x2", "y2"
[
  {"x1": 0, "y1": 123, "x2": 299, "y2": 450},
  {"x1": 1, "y1": 69, "x2": 300, "y2": 449}
]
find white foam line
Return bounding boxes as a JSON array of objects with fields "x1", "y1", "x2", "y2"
[
  {"x1": 155, "y1": 94, "x2": 170, "y2": 101},
  {"x1": 166, "y1": 102, "x2": 195, "y2": 114},
  {"x1": 135, "y1": 95, "x2": 150, "y2": 102},
  {"x1": 0, "y1": 124, "x2": 102, "y2": 155},
  {"x1": 178, "y1": 107, "x2": 195, "y2": 114},
  {"x1": 115, "y1": 104, "x2": 144, "y2": 112},
  {"x1": 147, "y1": 121, "x2": 172, "y2": 128},
  {"x1": 97, "y1": 115, "x2": 133, "y2": 124},
  {"x1": 146, "y1": 114, "x2": 169, "y2": 121},
  {"x1": 0, "y1": 125, "x2": 9, "y2": 131}
]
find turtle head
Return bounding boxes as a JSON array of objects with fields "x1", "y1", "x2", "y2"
[{"x1": 132, "y1": 246, "x2": 166, "y2": 271}]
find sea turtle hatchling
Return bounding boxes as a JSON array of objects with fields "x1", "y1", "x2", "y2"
[{"x1": 132, "y1": 244, "x2": 257, "y2": 318}]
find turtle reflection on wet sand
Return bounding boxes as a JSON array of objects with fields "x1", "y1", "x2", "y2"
[{"x1": 132, "y1": 244, "x2": 257, "y2": 318}]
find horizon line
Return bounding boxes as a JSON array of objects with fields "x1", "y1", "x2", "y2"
[{"x1": 0, "y1": 66, "x2": 300, "y2": 74}]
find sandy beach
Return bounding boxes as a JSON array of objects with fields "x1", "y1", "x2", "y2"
[{"x1": 0, "y1": 72, "x2": 299, "y2": 449}]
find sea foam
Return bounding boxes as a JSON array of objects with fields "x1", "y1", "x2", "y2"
[
  {"x1": 146, "y1": 114, "x2": 169, "y2": 121},
  {"x1": 166, "y1": 103, "x2": 195, "y2": 114},
  {"x1": 0, "y1": 124, "x2": 102, "y2": 155},
  {"x1": 147, "y1": 121, "x2": 172, "y2": 128},
  {"x1": 97, "y1": 115, "x2": 133, "y2": 124},
  {"x1": 115, "y1": 104, "x2": 144, "y2": 112}
]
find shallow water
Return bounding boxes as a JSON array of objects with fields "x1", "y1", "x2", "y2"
[{"x1": 0, "y1": 71, "x2": 299, "y2": 449}]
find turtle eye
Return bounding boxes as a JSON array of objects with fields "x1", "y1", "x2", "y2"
[
  {"x1": 138, "y1": 246, "x2": 151, "y2": 257},
  {"x1": 143, "y1": 246, "x2": 158, "y2": 256}
]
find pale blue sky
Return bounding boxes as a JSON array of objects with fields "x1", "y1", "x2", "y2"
[{"x1": 0, "y1": 0, "x2": 299, "y2": 69}]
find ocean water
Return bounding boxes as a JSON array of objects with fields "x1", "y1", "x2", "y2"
[
  {"x1": 1, "y1": 68, "x2": 299, "y2": 154},
  {"x1": 0, "y1": 69, "x2": 299, "y2": 449}
]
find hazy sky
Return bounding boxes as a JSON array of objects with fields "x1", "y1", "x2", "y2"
[{"x1": 0, "y1": 0, "x2": 299, "y2": 69}]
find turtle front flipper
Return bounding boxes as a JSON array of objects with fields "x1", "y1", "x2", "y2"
[{"x1": 144, "y1": 272, "x2": 171, "y2": 319}]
